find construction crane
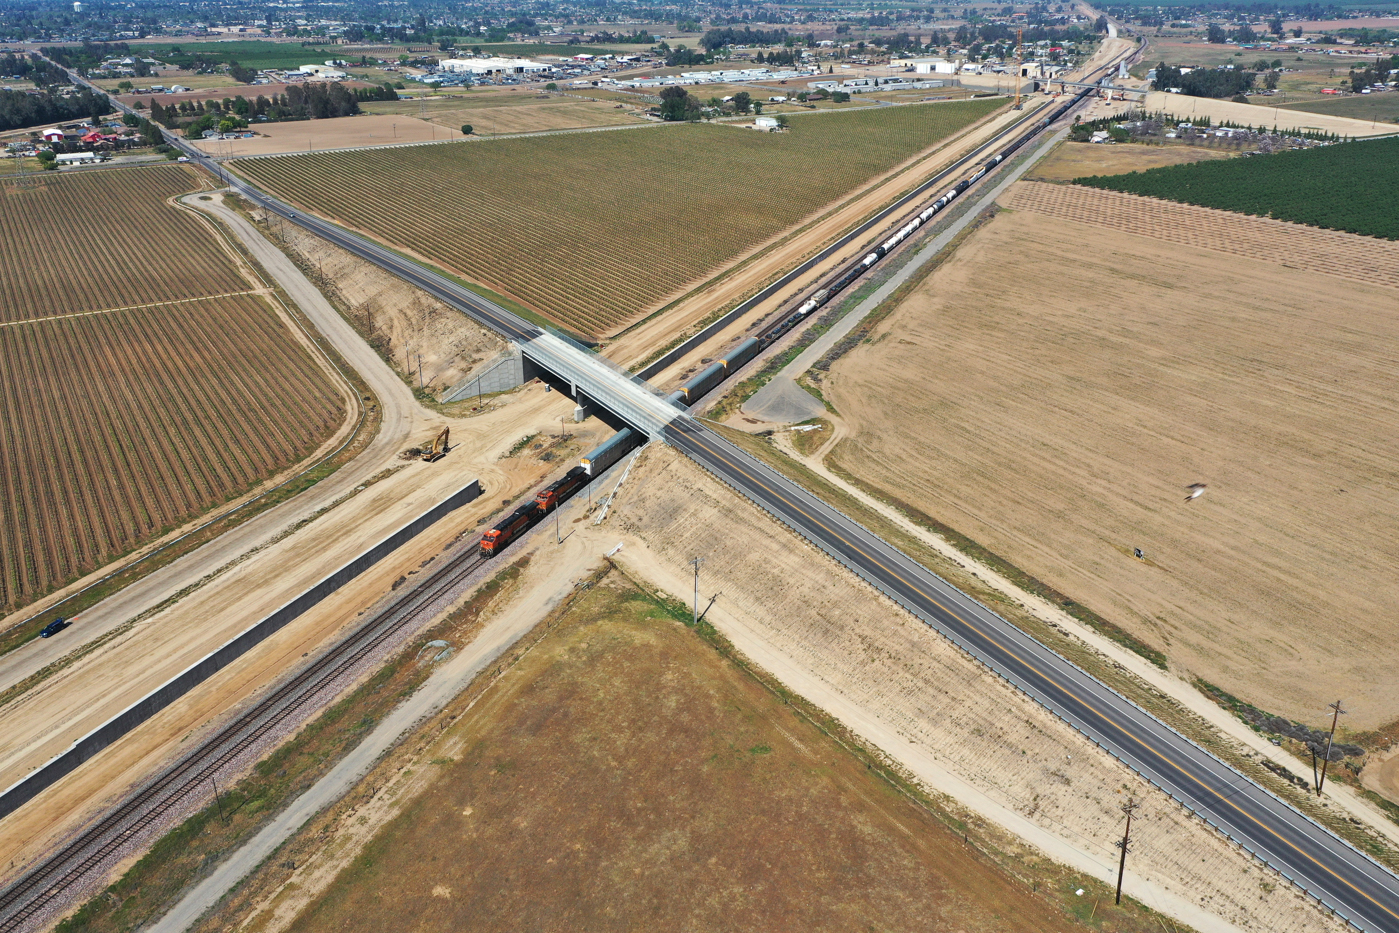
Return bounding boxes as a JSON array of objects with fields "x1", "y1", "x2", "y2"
[
  {"x1": 1014, "y1": 27, "x2": 1024, "y2": 110},
  {"x1": 421, "y1": 427, "x2": 450, "y2": 462}
]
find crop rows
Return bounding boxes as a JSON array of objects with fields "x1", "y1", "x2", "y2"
[
  {"x1": 237, "y1": 98, "x2": 1004, "y2": 337},
  {"x1": 0, "y1": 166, "x2": 250, "y2": 324},
  {"x1": 1073, "y1": 135, "x2": 1399, "y2": 240},
  {"x1": 1005, "y1": 181, "x2": 1399, "y2": 291},
  {"x1": 0, "y1": 292, "x2": 346, "y2": 612}
]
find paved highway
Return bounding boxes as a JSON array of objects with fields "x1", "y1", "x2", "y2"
[
  {"x1": 664, "y1": 422, "x2": 1399, "y2": 932},
  {"x1": 54, "y1": 57, "x2": 1399, "y2": 932}
]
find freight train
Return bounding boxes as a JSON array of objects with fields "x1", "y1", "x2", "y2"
[
  {"x1": 480, "y1": 428, "x2": 641, "y2": 557},
  {"x1": 668, "y1": 86, "x2": 1093, "y2": 409}
]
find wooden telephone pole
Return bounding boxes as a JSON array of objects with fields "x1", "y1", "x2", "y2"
[
  {"x1": 1316, "y1": 700, "x2": 1347, "y2": 796},
  {"x1": 1115, "y1": 798, "x2": 1139, "y2": 905},
  {"x1": 689, "y1": 557, "x2": 704, "y2": 627},
  {"x1": 1013, "y1": 27, "x2": 1024, "y2": 110}
]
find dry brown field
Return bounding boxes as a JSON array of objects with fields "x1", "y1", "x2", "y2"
[
  {"x1": 361, "y1": 91, "x2": 646, "y2": 135},
  {"x1": 823, "y1": 182, "x2": 1399, "y2": 731},
  {"x1": 276, "y1": 570, "x2": 1096, "y2": 933},
  {"x1": 0, "y1": 166, "x2": 347, "y2": 614},
  {"x1": 1133, "y1": 91, "x2": 1397, "y2": 138},
  {"x1": 1025, "y1": 140, "x2": 1237, "y2": 183},
  {"x1": 194, "y1": 114, "x2": 450, "y2": 157},
  {"x1": 233, "y1": 97, "x2": 1006, "y2": 338}
]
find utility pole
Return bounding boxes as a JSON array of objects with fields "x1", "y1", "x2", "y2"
[
  {"x1": 211, "y1": 777, "x2": 228, "y2": 824},
  {"x1": 417, "y1": 353, "x2": 424, "y2": 390},
  {"x1": 1115, "y1": 798, "x2": 1138, "y2": 905},
  {"x1": 1013, "y1": 26, "x2": 1024, "y2": 110},
  {"x1": 1316, "y1": 700, "x2": 1347, "y2": 796},
  {"x1": 689, "y1": 557, "x2": 704, "y2": 627}
]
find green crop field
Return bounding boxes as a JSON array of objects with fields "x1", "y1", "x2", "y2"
[
  {"x1": 131, "y1": 41, "x2": 341, "y2": 70},
  {"x1": 1074, "y1": 135, "x2": 1399, "y2": 240},
  {"x1": 1278, "y1": 93, "x2": 1399, "y2": 125},
  {"x1": 234, "y1": 97, "x2": 1005, "y2": 337}
]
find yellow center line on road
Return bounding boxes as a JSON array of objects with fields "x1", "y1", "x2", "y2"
[
  {"x1": 687, "y1": 428, "x2": 1397, "y2": 920},
  {"x1": 0, "y1": 290, "x2": 266, "y2": 327}
]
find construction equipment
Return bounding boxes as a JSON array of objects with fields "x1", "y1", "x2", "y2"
[{"x1": 421, "y1": 426, "x2": 450, "y2": 462}]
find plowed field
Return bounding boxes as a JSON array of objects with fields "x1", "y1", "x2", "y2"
[
  {"x1": 233, "y1": 98, "x2": 1005, "y2": 338},
  {"x1": 824, "y1": 185, "x2": 1399, "y2": 729},
  {"x1": 0, "y1": 167, "x2": 347, "y2": 614},
  {"x1": 0, "y1": 167, "x2": 249, "y2": 322}
]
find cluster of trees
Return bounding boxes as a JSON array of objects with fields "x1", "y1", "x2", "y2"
[
  {"x1": 1076, "y1": 136, "x2": 1398, "y2": 240},
  {"x1": 658, "y1": 85, "x2": 701, "y2": 121},
  {"x1": 700, "y1": 26, "x2": 792, "y2": 51},
  {"x1": 587, "y1": 30, "x2": 656, "y2": 44},
  {"x1": 657, "y1": 43, "x2": 711, "y2": 67},
  {"x1": 0, "y1": 53, "x2": 67, "y2": 86},
  {"x1": 1203, "y1": 21, "x2": 1285, "y2": 44},
  {"x1": 1153, "y1": 62, "x2": 1256, "y2": 98},
  {"x1": 755, "y1": 48, "x2": 802, "y2": 67},
  {"x1": 41, "y1": 41, "x2": 125, "y2": 75},
  {"x1": 146, "y1": 81, "x2": 375, "y2": 133},
  {"x1": 0, "y1": 87, "x2": 109, "y2": 133},
  {"x1": 1349, "y1": 54, "x2": 1399, "y2": 92}
]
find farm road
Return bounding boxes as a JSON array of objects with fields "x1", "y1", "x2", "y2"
[{"x1": 0, "y1": 195, "x2": 423, "y2": 698}]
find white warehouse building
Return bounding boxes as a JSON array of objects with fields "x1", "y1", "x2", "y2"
[{"x1": 440, "y1": 57, "x2": 550, "y2": 76}]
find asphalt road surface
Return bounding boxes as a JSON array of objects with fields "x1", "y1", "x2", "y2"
[{"x1": 664, "y1": 420, "x2": 1399, "y2": 933}]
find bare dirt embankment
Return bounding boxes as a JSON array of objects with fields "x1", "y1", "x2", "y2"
[
  {"x1": 250, "y1": 205, "x2": 502, "y2": 396},
  {"x1": 822, "y1": 183, "x2": 1399, "y2": 733}
]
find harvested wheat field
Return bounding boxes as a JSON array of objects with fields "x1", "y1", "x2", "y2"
[
  {"x1": 233, "y1": 98, "x2": 1005, "y2": 338},
  {"x1": 272, "y1": 568, "x2": 1103, "y2": 933},
  {"x1": 194, "y1": 114, "x2": 449, "y2": 157},
  {"x1": 0, "y1": 166, "x2": 347, "y2": 614},
  {"x1": 821, "y1": 182, "x2": 1399, "y2": 730},
  {"x1": 361, "y1": 91, "x2": 646, "y2": 135},
  {"x1": 1025, "y1": 140, "x2": 1236, "y2": 183}
]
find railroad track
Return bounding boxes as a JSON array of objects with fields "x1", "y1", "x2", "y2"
[{"x1": 0, "y1": 541, "x2": 488, "y2": 932}]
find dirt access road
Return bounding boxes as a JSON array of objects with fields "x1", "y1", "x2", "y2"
[{"x1": 0, "y1": 192, "x2": 435, "y2": 697}]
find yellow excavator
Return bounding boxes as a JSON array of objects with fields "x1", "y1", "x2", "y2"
[{"x1": 421, "y1": 427, "x2": 450, "y2": 462}]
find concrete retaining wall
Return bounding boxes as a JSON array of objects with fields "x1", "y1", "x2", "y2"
[
  {"x1": 0, "y1": 479, "x2": 482, "y2": 822},
  {"x1": 441, "y1": 344, "x2": 539, "y2": 402}
]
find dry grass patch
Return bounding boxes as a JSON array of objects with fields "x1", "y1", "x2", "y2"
[
  {"x1": 824, "y1": 199, "x2": 1399, "y2": 731},
  {"x1": 1025, "y1": 139, "x2": 1237, "y2": 182},
  {"x1": 279, "y1": 568, "x2": 1094, "y2": 933}
]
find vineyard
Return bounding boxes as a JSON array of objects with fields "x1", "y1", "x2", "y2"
[
  {"x1": 1074, "y1": 135, "x2": 1399, "y2": 240},
  {"x1": 0, "y1": 168, "x2": 347, "y2": 614},
  {"x1": 234, "y1": 97, "x2": 1004, "y2": 337},
  {"x1": 0, "y1": 166, "x2": 250, "y2": 323}
]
